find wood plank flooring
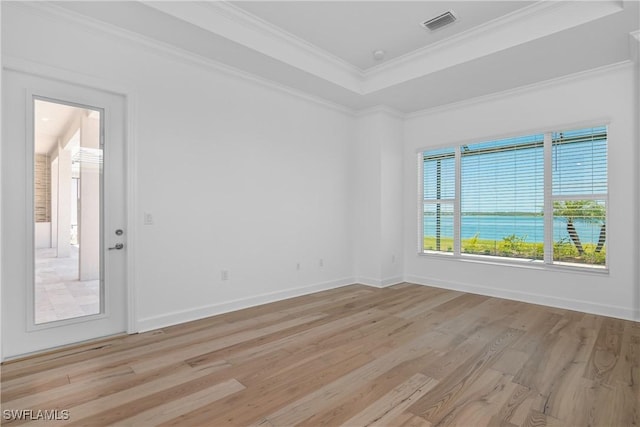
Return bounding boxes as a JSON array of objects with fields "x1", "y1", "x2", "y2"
[{"x1": 1, "y1": 283, "x2": 638, "y2": 426}]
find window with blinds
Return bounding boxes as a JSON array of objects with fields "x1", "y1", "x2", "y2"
[
  {"x1": 552, "y1": 126, "x2": 607, "y2": 266},
  {"x1": 461, "y1": 134, "x2": 544, "y2": 260},
  {"x1": 423, "y1": 148, "x2": 455, "y2": 253},
  {"x1": 420, "y1": 125, "x2": 607, "y2": 269}
]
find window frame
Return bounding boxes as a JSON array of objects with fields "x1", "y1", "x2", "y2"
[
  {"x1": 417, "y1": 124, "x2": 609, "y2": 273},
  {"x1": 421, "y1": 148, "x2": 457, "y2": 254}
]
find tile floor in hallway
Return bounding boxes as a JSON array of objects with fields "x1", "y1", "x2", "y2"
[{"x1": 35, "y1": 247, "x2": 100, "y2": 324}]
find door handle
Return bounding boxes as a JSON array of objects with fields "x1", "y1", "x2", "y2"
[{"x1": 108, "y1": 243, "x2": 124, "y2": 250}]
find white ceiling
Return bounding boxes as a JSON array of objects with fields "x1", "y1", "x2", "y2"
[
  {"x1": 34, "y1": 100, "x2": 82, "y2": 155},
  {"x1": 52, "y1": 1, "x2": 639, "y2": 113},
  {"x1": 232, "y1": 1, "x2": 534, "y2": 70}
]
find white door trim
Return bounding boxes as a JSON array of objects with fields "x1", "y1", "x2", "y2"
[
  {"x1": 0, "y1": 4, "x2": 4, "y2": 362},
  {"x1": 3, "y1": 55, "x2": 138, "y2": 337}
]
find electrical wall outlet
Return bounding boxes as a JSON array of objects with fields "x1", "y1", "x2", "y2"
[{"x1": 221, "y1": 270, "x2": 229, "y2": 281}]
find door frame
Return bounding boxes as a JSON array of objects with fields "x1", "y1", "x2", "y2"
[{"x1": 1, "y1": 56, "x2": 138, "y2": 359}]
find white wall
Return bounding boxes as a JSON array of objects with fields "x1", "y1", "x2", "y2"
[
  {"x1": 2, "y1": 3, "x2": 355, "y2": 335},
  {"x1": 379, "y1": 114, "x2": 404, "y2": 283},
  {"x1": 353, "y1": 110, "x2": 404, "y2": 287},
  {"x1": 403, "y1": 64, "x2": 639, "y2": 320},
  {"x1": 34, "y1": 222, "x2": 51, "y2": 249},
  {"x1": 353, "y1": 113, "x2": 382, "y2": 284}
]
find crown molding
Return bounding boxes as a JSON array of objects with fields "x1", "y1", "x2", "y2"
[
  {"x1": 208, "y1": 2, "x2": 363, "y2": 74},
  {"x1": 146, "y1": 0, "x2": 622, "y2": 96},
  {"x1": 355, "y1": 105, "x2": 405, "y2": 120},
  {"x1": 5, "y1": 1, "x2": 632, "y2": 117},
  {"x1": 362, "y1": 0, "x2": 624, "y2": 93},
  {"x1": 141, "y1": 1, "x2": 364, "y2": 94},
  {"x1": 406, "y1": 61, "x2": 634, "y2": 120},
  {"x1": 7, "y1": 2, "x2": 356, "y2": 116}
]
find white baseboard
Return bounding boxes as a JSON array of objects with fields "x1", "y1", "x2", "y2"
[
  {"x1": 381, "y1": 276, "x2": 404, "y2": 287},
  {"x1": 136, "y1": 274, "x2": 638, "y2": 332},
  {"x1": 405, "y1": 274, "x2": 638, "y2": 321},
  {"x1": 355, "y1": 276, "x2": 404, "y2": 288},
  {"x1": 136, "y1": 277, "x2": 355, "y2": 332}
]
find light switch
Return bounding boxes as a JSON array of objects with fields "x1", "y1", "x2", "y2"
[{"x1": 144, "y1": 212, "x2": 154, "y2": 225}]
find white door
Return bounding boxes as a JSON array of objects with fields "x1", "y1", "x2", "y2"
[{"x1": 2, "y1": 70, "x2": 128, "y2": 359}]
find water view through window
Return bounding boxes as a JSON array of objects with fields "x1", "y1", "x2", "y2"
[{"x1": 422, "y1": 126, "x2": 607, "y2": 267}]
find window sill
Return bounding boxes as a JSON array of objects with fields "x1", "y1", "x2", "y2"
[{"x1": 418, "y1": 251, "x2": 609, "y2": 275}]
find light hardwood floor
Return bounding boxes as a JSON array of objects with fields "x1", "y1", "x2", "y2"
[{"x1": 1, "y1": 284, "x2": 638, "y2": 426}]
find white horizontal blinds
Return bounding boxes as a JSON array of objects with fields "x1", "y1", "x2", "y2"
[
  {"x1": 423, "y1": 148, "x2": 455, "y2": 253},
  {"x1": 552, "y1": 126, "x2": 607, "y2": 267},
  {"x1": 423, "y1": 204, "x2": 454, "y2": 252},
  {"x1": 460, "y1": 134, "x2": 544, "y2": 260},
  {"x1": 552, "y1": 127, "x2": 607, "y2": 195},
  {"x1": 420, "y1": 126, "x2": 608, "y2": 269}
]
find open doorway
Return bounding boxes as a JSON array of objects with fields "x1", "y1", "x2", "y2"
[{"x1": 34, "y1": 99, "x2": 103, "y2": 324}]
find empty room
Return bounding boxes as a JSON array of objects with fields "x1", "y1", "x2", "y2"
[{"x1": 1, "y1": 1, "x2": 639, "y2": 426}]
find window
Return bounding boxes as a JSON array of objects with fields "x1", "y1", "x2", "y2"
[
  {"x1": 422, "y1": 148, "x2": 455, "y2": 253},
  {"x1": 421, "y1": 126, "x2": 607, "y2": 269},
  {"x1": 551, "y1": 127, "x2": 607, "y2": 266}
]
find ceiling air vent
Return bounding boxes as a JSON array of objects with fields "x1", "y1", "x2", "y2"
[{"x1": 421, "y1": 11, "x2": 457, "y2": 31}]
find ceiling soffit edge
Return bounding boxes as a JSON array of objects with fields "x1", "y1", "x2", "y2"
[
  {"x1": 366, "y1": 1, "x2": 582, "y2": 77},
  {"x1": 206, "y1": 1, "x2": 363, "y2": 74},
  {"x1": 143, "y1": 1, "x2": 624, "y2": 96},
  {"x1": 8, "y1": 2, "x2": 634, "y2": 117},
  {"x1": 362, "y1": 0, "x2": 624, "y2": 93},
  {"x1": 141, "y1": 1, "x2": 365, "y2": 93},
  {"x1": 356, "y1": 105, "x2": 405, "y2": 119},
  {"x1": 405, "y1": 60, "x2": 634, "y2": 120},
  {"x1": 6, "y1": 2, "x2": 357, "y2": 116}
]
